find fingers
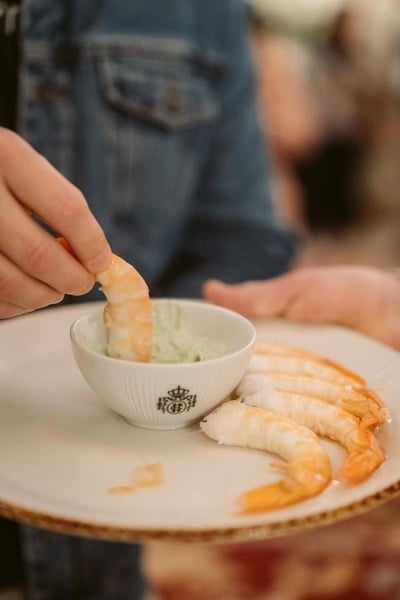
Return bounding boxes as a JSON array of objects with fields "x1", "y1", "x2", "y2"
[
  {"x1": 203, "y1": 276, "x2": 295, "y2": 318},
  {"x1": 0, "y1": 303, "x2": 39, "y2": 318},
  {"x1": 0, "y1": 128, "x2": 111, "y2": 274},
  {"x1": 204, "y1": 270, "x2": 351, "y2": 322},
  {"x1": 0, "y1": 190, "x2": 96, "y2": 295},
  {"x1": 204, "y1": 267, "x2": 390, "y2": 330},
  {"x1": 0, "y1": 128, "x2": 112, "y2": 318},
  {"x1": 0, "y1": 303, "x2": 30, "y2": 318},
  {"x1": 205, "y1": 269, "x2": 400, "y2": 351},
  {"x1": 203, "y1": 280, "x2": 251, "y2": 314},
  {"x1": 0, "y1": 251, "x2": 64, "y2": 314}
]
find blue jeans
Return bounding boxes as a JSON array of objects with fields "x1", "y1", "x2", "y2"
[{"x1": 21, "y1": 527, "x2": 146, "y2": 600}]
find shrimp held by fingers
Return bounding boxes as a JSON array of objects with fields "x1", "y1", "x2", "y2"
[
  {"x1": 200, "y1": 400, "x2": 331, "y2": 513},
  {"x1": 243, "y1": 389, "x2": 385, "y2": 483},
  {"x1": 57, "y1": 237, "x2": 152, "y2": 362},
  {"x1": 96, "y1": 255, "x2": 152, "y2": 362},
  {"x1": 236, "y1": 373, "x2": 388, "y2": 429}
]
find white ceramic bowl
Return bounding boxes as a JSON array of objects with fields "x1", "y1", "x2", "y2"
[{"x1": 70, "y1": 299, "x2": 255, "y2": 430}]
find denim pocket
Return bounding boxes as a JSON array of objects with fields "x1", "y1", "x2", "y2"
[
  {"x1": 90, "y1": 38, "x2": 225, "y2": 280},
  {"x1": 97, "y1": 39, "x2": 222, "y2": 130}
]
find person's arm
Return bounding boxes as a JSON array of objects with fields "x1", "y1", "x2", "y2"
[
  {"x1": 157, "y1": 2, "x2": 297, "y2": 298},
  {"x1": 204, "y1": 266, "x2": 400, "y2": 349},
  {"x1": 0, "y1": 128, "x2": 111, "y2": 318}
]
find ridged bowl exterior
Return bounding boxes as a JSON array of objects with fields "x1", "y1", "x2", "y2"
[{"x1": 70, "y1": 299, "x2": 255, "y2": 430}]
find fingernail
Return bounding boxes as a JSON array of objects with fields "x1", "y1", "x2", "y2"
[{"x1": 50, "y1": 294, "x2": 64, "y2": 305}]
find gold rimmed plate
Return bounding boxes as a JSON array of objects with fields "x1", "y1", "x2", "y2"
[{"x1": 1, "y1": 302, "x2": 400, "y2": 542}]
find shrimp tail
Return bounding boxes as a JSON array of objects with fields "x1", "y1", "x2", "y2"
[
  {"x1": 339, "y1": 429, "x2": 385, "y2": 483},
  {"x1": 238, "y1": 481, "x2": 310, "y2": 513},
  {"x1": 359, "y1": 413, "x2": 384, "y2": 430},
  {"x1": 238, "y1": 456, "x2": 330, "y2": 513},
  {"x1": 201, "y1": 401, "x2": 331, "y2": 514},
  {"x1": 340, "y1": 397, "x2": 386, "y2": 429}
]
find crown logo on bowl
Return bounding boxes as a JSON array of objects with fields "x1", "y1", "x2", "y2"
[{"x1": 157, "y1": 385, "x2": 197, "y2": 415}]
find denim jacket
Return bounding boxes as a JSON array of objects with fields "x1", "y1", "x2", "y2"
[
  {"x1": 15, "y1": 1, "x2": 297, "y2": 598},
  {"x1": 19, "y1": 0, "x2": 296, "y2": 301}
]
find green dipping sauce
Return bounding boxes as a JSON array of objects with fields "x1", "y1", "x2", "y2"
[{"x1": 150, "y1": 302, "x2": 227, "y2": 363}]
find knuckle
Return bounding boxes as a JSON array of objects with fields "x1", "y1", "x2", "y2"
[
  {"x1": 0, "y1": 271, "x2": 20, "y2": 299},
  {"x1": 24, "y1": 240, "x2": 54, "y2": 275},
  {"x1": 56, "y1": 187, "x2": 88, "y2": 225},
  {"x1": 88, "y1": 231, "x2": 109, "y2": 258}
]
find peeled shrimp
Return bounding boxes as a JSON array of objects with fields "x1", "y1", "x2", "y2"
[
  {"x1": 242, "y1": 388, "x2": 385, "y2": 483},
  {"x1": 200, "y1": 400, "x2": 331, "y2": 513},
  {"x1": 254, "y1": 340, "x2": 365, "y2": 383},
  {"x1": 57, "y1": 236, "x2": 152, "y2": 362},
  {"x1": 248, "y1": 353, "x2": 365, "y2": 388},
  {"x1": 96, "y1": 254, "x2": 152, "y2": 362},
  {"x1": 236, "y1": 373, "x2": 388, "y2": 429}
]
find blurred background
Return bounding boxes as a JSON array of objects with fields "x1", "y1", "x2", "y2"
[{"x1": 250, "y1": 0, "x2": 400, "y2": 268}]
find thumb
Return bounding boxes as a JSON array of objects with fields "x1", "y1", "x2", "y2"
[{"x1": 203, "y1": 276, "x2": 295, "y2": 318}]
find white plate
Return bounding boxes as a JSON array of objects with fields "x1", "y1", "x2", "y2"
[{"x1": 1, "y1": 302, "x2": 400, "y2": 542}]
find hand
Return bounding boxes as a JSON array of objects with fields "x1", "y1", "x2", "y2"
[
  {"x1": 204, "y1": 266, "x2": 400, "y2": 349},
  {"x1": 0, "y1": 128, "x2": 112, "y2": 318}
]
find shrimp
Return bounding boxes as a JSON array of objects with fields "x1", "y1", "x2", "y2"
[
  {"x1": 96, "y1": 254, "x2": 152, "y2": 362},
  {"x1": 254, "y1": 340, "x2": 366, "y2": 384},
  {"x1": 339, "y1": 428, "x2": 385, "y2": 483},
  {"x1": 236, "y1": 373, "x2": 388, "y2": 429},
  {"x1": 57, "y1": 237, "x2": 152, "y2": 361},
  {"x1": 200, "y1": 400, "x2": 331, "y2": 513},
  {"x1": 248, "y1": 352, "x2": 365, "y2": 388},
  {"x1": 242, "y1": 388, "x2": 385, "y2": 483}
]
